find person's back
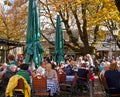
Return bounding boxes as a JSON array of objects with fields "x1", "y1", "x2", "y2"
[
  {"x1": 66, "y1": 65, "x2": 73, "y2": 75},
  {"x1": 77, "y1": 63, "x2": 89, "y2": 84},
  {"x1": 2, "y1": 65, "x2": 17, "y2": 91},
  {"x1": 105, "y1": 62, "x2": 120, "y2": 90},
  {"x1": 105, "y1": 70, "x2": 120, "y2": 89},
  {"x1": 16, "y1": 63, "x2": 30, "y2": 84},
  {"x1": 66, "y1": 60, "x2": 74, "y2": 75},
  {"x1": 77, "y1": 68, "x2": 89, "y2": 78}
]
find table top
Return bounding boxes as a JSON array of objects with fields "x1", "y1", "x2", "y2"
[{"x1": 66, "y1": 75, "x2": 74, "y2": 82}]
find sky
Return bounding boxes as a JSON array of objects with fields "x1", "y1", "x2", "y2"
[
  {"x1": 9, "y1": 0, "x2": 14, "y2": 3},
  {"x1": 0, "y1": 0, "x2": 14, "y2": 10},
  {"x1": 0, "y1": 0, "x2": 4, "y2": 5},
  {"x1": 0, "y1": 0, "x2": 14, "y2": 5}
]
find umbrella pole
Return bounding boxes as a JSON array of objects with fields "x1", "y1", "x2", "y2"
[{"x1": 29, "y1": 60, "x2": 36, "y2": 71}]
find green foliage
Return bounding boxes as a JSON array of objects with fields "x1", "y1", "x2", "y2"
[{"x1": 0, "y1": 0, "x2": 27, "y2": 41}]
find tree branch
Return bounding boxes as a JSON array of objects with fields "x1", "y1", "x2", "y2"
[{"x1": 115, "y1": 0, "x2": 120, "y2": 12}]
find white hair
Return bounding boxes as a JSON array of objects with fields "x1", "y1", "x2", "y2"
[
  {"x1": 104, "y1": 61, "x2": 110, "y2": 67},
  {"x1": 10, "y1": 65, "x2": 17, "y2": 69}
]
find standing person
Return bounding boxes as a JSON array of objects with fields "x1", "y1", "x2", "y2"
[
  {"x1": 7, "y1": 54, "x2": 17, "y2": 70},
  {"x1": 77, "y1": 63, "x2": 89, "y2": 91},
  {"x1": 99, "y1": 62, "x2": 105, "y2": 72},
  {"x1": 86, "y1": 54, "x2": 94, "y2": 67},
  {"x1": 78, "y1": 56, "x2": 85, "y2": 67}
]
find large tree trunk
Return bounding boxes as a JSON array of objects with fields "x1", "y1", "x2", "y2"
[
  {"x1": 81, "y1": 3, "x2": 89, "y2": 46},
  {"x1": 115, "y1": 0, "x2": 120, "y2": 12},
  {"x1": 80, "y1": 46, "x2": 95, "y2": 56},
  {"x1": 114, "y1": 0, "x2": 120, "y2": 48}
]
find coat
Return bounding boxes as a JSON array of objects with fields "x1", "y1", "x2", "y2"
[{"x1": 5, "y1": 75, "x2": 31, "y2": 97}]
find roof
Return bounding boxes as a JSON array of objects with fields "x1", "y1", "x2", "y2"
[
  {"x1": 0, "y1": 37, "x2": 24, "y2": 47},
  {"x1": 96, "y1": 47, "x2": 109, "y2": 51}
]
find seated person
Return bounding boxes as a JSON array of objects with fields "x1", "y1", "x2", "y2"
[
  {"x1": 45, "y1": 63, "x2": 58, "y2": 81},
  {"x1": 36, "y1": 61, "x2": 46, "y2": 76},
  {"x1": 51, "y1": 62, "x2": 57, "y2": 70},
  {"x1": 7, "y1": 54, "x2": 17, "y2": 70},
  {"x1": 0, "y1": 63, "x2": 7, "y2": 71},
  {"x1": 66, "y1": 60, "x2": 74, "y2": 75},
  {"x1": 16, "y1": 63, "x2": 30, "y2": 84},
  {"x1": 64, "y1": 60, "x2": 70, "y2": 68},
  {"x1": 77, "y1": 63, "x2": 89, "y2": 84},
  {"x1": 0, "y1": 63, "x2": 8, "y2": 81},
  {"x1": 1, "y1": 65, "x2": 17, "y2": 91},
  {"x1": 72, "y1": 61, "x2": 79, "y2": 72},
  {"x1": 105, "y1": 62, "x2": 120, "y2": 93},
  {"x1": 57, "y1": 62, "x2": 66, "y2": 74}
]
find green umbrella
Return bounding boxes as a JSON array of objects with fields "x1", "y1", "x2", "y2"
[
  {"x1": 54, "y1": 15, "x2": 65, "y2": 66},
  {"x1": 25, "y1": 0, "x2": 44, "y2": 68}
]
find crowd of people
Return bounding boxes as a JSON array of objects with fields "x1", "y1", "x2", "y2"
[{"x1": 0, "y1": 53, "x2": 120, "y2": 96}]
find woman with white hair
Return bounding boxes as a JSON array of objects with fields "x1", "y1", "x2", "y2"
[
  {"x1": 100, "y1": 61, "x2": 110, "y2": 77},
  {"x1": 1, "y1": 65, "x2": 17, "y2": 91},
  {"x1": 86, "y1": 54, "x2": 94, "y2": 67}
]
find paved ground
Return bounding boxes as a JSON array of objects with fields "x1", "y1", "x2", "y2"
[
  {"x1": 92, "y1": 76, "x2": 105, "y2": 97},
  {"x1": 80, "y1": 76, "x2": 106, "y2": 97}
]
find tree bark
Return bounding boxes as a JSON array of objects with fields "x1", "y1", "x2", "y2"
[
  {"x1": 114, "y1": 0, "x2": 120, "y2": 48},
  {"x1": 115, "y1": 0, "x2": 120, "y2": 12}
]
